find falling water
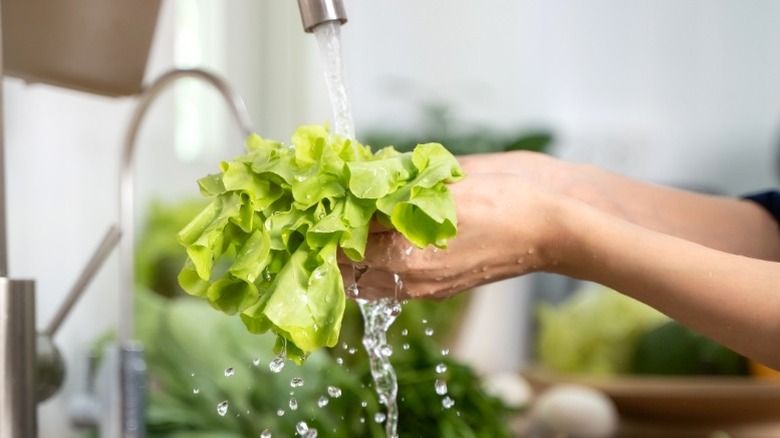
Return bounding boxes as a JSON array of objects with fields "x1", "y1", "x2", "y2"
[
  {"x1": 313, "y1": 21, "x2": 401, "y2": 438},
  {"x1": 313, "y1": 22, "x2": 356, "y2": 139}
]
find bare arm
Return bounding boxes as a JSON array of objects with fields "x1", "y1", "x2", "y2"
[
  {"x1": 551, "y1": 196, "x2": 780, "y2": 369},
  {"x1": 459, "y1": 151, "x2": 780, "y2": 261},
  {"x1": 350, "y1": 161, "x2": 780, "y2": 369}
]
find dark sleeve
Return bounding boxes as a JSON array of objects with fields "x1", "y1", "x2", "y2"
[{"x1": 743, "y1": 190, "x2": 780, "y2": 224}]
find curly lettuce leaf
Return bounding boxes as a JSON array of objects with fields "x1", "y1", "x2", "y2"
[{"x1": 177, "y1": 124, "x2": 463, "y2": 363}]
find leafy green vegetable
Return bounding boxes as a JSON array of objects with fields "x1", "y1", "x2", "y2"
[
  {"x1": 536, "y1": 283, "x2": 669, "y2": 375},
  {"x1": 632, "y1": 320, "x2": 748, "y2": 376},
  {"x1": 177, "y1": 124, "x2": 464, "y2": 363}
]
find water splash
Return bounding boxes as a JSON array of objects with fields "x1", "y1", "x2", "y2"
[
  {"x1": 327, "y1": 385, "x2": 343, "y2": 398},
  {"x1": 434, "y1": 379, "x2": 448, "y2": 396},
  {"x1": 217, "y1": 400, "x2": 229, "y2": 416},
  {"x1": 269, "y1": 348, "x2": 287, "y2": 374},
  {"x1": 358, "y1": 296, "x2": 401, "y2": 437}
]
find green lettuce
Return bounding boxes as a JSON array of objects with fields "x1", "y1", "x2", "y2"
[{"x1": 177, "y1": 124, "x2": 463, "y2": 363}]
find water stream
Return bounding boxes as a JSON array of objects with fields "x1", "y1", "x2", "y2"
[{"x1": 313, "y1": 21, "x2": 401, "y2": 438}]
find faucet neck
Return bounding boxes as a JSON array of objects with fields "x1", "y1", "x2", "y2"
[{"x1": 297, "y1": 0, "x2": 347, "y2": 33}]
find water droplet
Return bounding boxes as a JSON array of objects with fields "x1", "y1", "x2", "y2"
[
  {"x1": 289, "y1": 397, "x2": 298, "y2": 410},
  {"x1": 402, "y1": 343, "x2": 410, "y2": 350},
  {"x1": 336, "y1": 357, "x2": 343, "y2": 365},
  {"x1": 435, "y1": 379, "x2": 448, "y2": 395},
  {"x1": 224, "y1": 367, "x2": 235, "y2": 377},
  {"x1": 404, "y1": 246, "x2": 413, "y2": 256},
  {"x1": 348, "y1": 347, "x2": 357, "y2": 355},
  {"x1": 424, "y1": 328, "x2": 434, "y2": 336},
  {"x1": 317, "y1": 396, "x2": 329, "y2": 408},
  {"x1": 217, "y1": 400, "x2": 229, "y2": 416},
  {"x1": 374, "y1": 412, "x2": 387, "y2": 424},
  {"x1": 327, "y1": 386, "x2": 342, "y2": 398},
  {"x1": 422, "y1": 319, "x2": 428, "y2": 324},
  {"x1": 261, "y1": 429, "x2": 272, "y2": 438},
  {"x1": 401, "y1": 329, "x2": 408, "y2": 336},
  {"x1": 190, "y1": 372, "x2": 195, "y2": 377},
  {"x1": 380, "y1": 344, "x2": 393, "y2": 357},
  {"x1": 435, "y1": 363, "x2": 448, "y2": 374},
  {"x1": 296, "y1": 421, "x2": 309, "y2": 435},
  {"x1": 253, "y1": 358, "x2": 261, "y2": 366},
  {"x1": 276, "y1": 409, "x2": 285, "y2": 417},
  {"x1": 192, "y1": 387, "x2": 200, "y2": 394},
  {"x1": 290, "y1": 377, "x2": 304, "y2": 388},
  {"x1": 385, "y1": 301, "x2": 403, "y2": 318},
  {"x1": 269, "y1": 355, "x2": 286, "y2": 373},
  {"x1": 441, "y1": 348, "x2": 450, "y2": 356},
  {"x1": 361, "y1": 400, "x2": 368, "y2": 408},
  {"x1": 442, "y1": 396, "x2": 455, "y2": 409}
]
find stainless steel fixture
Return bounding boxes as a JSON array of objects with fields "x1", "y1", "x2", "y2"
[
  {"x1": 297, "y1": 0, "x2": 348, "y2": 32},
  {"x1": 0, "y1": 1, "x2": 348, "y2": 435}
]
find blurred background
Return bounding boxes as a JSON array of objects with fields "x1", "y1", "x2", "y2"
[{"x1": 3, "y1": 0, "x2": 780, "y2": 436}]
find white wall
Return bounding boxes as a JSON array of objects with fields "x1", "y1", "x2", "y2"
[
  {"x1": 343, "y1": 0, "x2": 780, "y2": 194},
  {"x1": 3, "y1": 0, "x2": 780, "y2": 435}
]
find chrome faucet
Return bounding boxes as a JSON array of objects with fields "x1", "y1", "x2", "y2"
[
  {"x1": 0, "y1": 1, "x2": 348, "y2": 436},
  {"x1": 297, "y1": 0, "x2": 348, "y2": 33}
]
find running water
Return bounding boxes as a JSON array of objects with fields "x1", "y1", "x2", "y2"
[
  {"x1": 313, "y1": 21, "x2": 401, "y2": 438},
  {"x1": 313, "y1": 22, "x2": 356, "y2": 139}
]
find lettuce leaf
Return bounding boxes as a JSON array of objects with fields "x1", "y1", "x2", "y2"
[{"x1": 177, "y1": 124, "x2": 463, "y2": 363}]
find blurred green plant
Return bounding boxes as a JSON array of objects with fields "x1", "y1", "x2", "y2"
[
  {"x1": 536, "y1": 283, "x2": 749, "y2": 377},
  {"x1": 136, "y1": 291, "x2": 515, "y2": 437},
  {"x1": 361, "y1": 102, "x2": 553, "y2": 156}
]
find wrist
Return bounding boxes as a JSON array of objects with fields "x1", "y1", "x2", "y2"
[{"x1": 533, "y1": 193, "x2": 597, "y2": 279}]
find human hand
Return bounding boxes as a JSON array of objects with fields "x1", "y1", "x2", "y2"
[{"x1": 340, "y1": 171, "x2": 558, "y2": 300}]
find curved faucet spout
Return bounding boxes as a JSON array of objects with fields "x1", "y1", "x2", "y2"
[
  {"x1": 116, "y1": 69, "x2": 254, "y2": 437},
  {"x1": 118, "y1": 68, "x2": 254, "y2": 345}
]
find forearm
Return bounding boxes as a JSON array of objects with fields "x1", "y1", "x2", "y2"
[
  {"x1": 567, "y1": 162, "x2": 780, "y2": 261},
  {"x1": 459, "y1": 151, "x2": 780, "y2": 261},
  {"x1": 549, "y1": 198, "x2": 780, "y2": 369}
]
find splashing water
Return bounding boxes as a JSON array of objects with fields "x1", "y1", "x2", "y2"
[
  {"x1": 358, "y1": 296, "x2": 402, "y2": 437},
  {"x1": 217, "y1": 400, "x2": 229, "y2": 416},
  {"x1": 314, "y1": 20, "x2": 403, "y2": 438},
  {"x1": 269, "y1": 348, "x2": 287, "y2": 374}
]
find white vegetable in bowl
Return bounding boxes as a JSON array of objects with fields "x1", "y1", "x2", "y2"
[
  {"x1": 482, "y1": 372, "x2": 534, "y2": 409},
  {"x1": 529, "y1": 384, "x2": 618, "y2": 438}
]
